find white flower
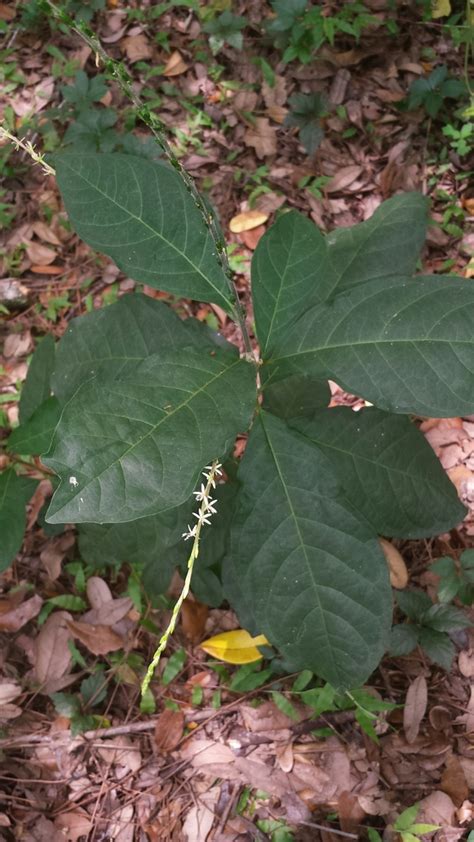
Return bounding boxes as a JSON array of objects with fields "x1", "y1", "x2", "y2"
[
  {"x1": 193, "y1": 510, "x2": 212, "y2": 526},
  {"x1": 182, "y1": 524, "x2": 197, "y2": 541},
  {"x1": 193, "y1": 483, "x2": 209, "y2": 503}
]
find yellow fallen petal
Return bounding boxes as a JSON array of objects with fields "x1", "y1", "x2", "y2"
[
  {"x1": 200, "y1": 629, "x2": 269, "y2": 664},
  {"x1": 431, "y1": 0, "x2": 451, "y2": 18},
  {"x1": 229, "y1": 210, "x2": 269, "y2": 234}
]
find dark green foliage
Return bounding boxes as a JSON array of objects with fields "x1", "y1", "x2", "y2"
[
  {"x1": 203, "y1": 11, "x2": 247, "y2": 55},
  {"x1": 5, "y1": 152, "x2": 474, "y2": 690},
  {"x1": 284, "y1": 93, "x2": 327, "y2": 155},
  {"x1": 406, "y1": 65, "x2": 467, "y2": 118}
]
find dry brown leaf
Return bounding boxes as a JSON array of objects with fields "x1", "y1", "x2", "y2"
[
  {"x1": 337, "y1": 790, "x2": 366, "y2": 834},
  {"x1": 241, "y1": 700, "x2": 298, "y2": 731},
  {"x1": 54, "y1": 810, "x2": 92, "y2": 842},
  {"x1": 275, "y1": 741, "x2": 294, "y2": 773},
  {"x1": 97, "y1": 735, "x2": 142, "y2": 775},
  {"x1": 416, "y1": 790, "x2": 456, "y2": 828},
  {"x1": 379, "y1": 538, "x2": 408, "y2": 589},
  {"x1": 35, "y1": 611, "x2": 72, "y2": 684},
  {"x1": 262, "y1": 75, "x2": 287, "y2": 108},
  {"x1": 4, "y1": 331, "x2": 33, "y2": 358},
  {"x1": 0, "y1": 594, "x2": 43, "y2": 632},
  {"x1": 240, "y1": 224, "x2": 266, "y2": 250},
  {"x1": 82, "y1": 596, "x2": 133, "y2": 626},
  {"x1": 0, "y1": 703, "x2": 23, "y2": 720},
  {"x1": 229, "y1": 210, "x2": 269, "y2": 233},
  {"x1": 27, "y1": 479, "x2": 53, "y2": 529},
  {"x1": 182, "y1": 787, "x2": 219, "y2": 842},
  {"x1": 181, "y1": 599, "x2": 208, "y2": 642},
  {"x1": 0, "y1": 681, "x2": 21, "y2": 705},
  {"x1": 86, "y1": 575, "x2": 113, "y2": 607},
  {"x1": 154, "y1": 709, "x2": 184, "y2": 752},
  {"x1": 31, "y1": 221, "x2": 62, "y2": 246},
  {"x1": 326, "y1": 165, "x2": 363, "y2": 193},
  {"x1": 0, "y1": 3, "x2": 16, "y2": 20},
  {"x1": 441, "y1": 755, "x2": 469, "y2": 807},
  {"x1": 458, "y1": 648, "x2": 474, "y2": 678},
  {"x1": 244, "y1": 118, "x2": 277, "y2": 159},
  {"x1": 123, "y1": 33, "x2": 152, "y2": 62},
  {"x1": 163, "y1": 50, "x2": 189, "y2": 77},
  {"x1": 404, "y1": 674, "x2": 428, "y2": 744},
  {"x1": 26, "y1": 242, "x2": 57, "y2": 265},
  {"x1": 40, "y1": 533, "x2": 75, "y2": 581},
  {"x1": 266, "y1": 105, "x2": 288, "y2": 124},
  {"x1": 66, "y1": 619, "x2": 125, "y2": 655}
]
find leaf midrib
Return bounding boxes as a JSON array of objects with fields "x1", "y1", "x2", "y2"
[
  {"x1": 61, "y1": 157, "x2": 231, "y2": 308},
  {"x1": 52, "y1": 356, "x2": 243, "y2": 514},
  {"x1": 271, "y1": 335, "x2": 472, "y2": 364},
  {"x1": 260, "y1": 413, "x2": 335, "y2": 667}
]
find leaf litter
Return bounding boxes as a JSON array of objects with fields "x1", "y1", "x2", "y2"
[{"x1": 1, "y1": 0, "x2": 473, "y2": 838}]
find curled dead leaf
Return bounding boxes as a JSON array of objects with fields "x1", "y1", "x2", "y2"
[
  {"x1": 229, "y1": 210, "x2": 269, "y2": 234},
  {"x1": 66, "y1": 619, "x2": 125, "y2": 655},
  {"x1": 0, "y1": 594, "x2": 43, "y2": 632},
  {"x1": 379, "y1": 538, "x2": 408, "y2": 589},
  {"x1": 154, "y1": 708, "x2": 184, "y2": 753},
  {"x1": 244, "y1": 117, "x2": 277, "y2": 159},
  {"x1": 163, "y1": 50, "x2": 188, "y2": 77},
  {"x1": 35, "y1": 610, "x2": 72, "y2": 684},
  {"x1": 404, "y1": 674, "x2": 428, "y2": 744},
  {"x1": 123, "y1": 33, "x2": 152, "y2": 63}
]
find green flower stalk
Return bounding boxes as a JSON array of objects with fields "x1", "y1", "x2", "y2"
[
  {"x1": 141, "y1": 460, "x2": 222, "y2": 698},
  {"x1": 0, "y1": 127, "x2": 55, "y2": 176}
]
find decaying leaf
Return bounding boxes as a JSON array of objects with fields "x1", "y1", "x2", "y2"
[
  {"x1": 0, "y1": 594, "x2": 43, "y2": 632},
  {"x1": 35, "y1": 610, "x2": 72, "y2": 684},
  {"x1": 181, "y1": 599, "x2": 208, "y2": 642},
  {"x1": 441, "y1": 755, "x2": 469, "y2": 807},
  {"x1": 54, "y1": 810, "x2": 92, "y2": 842},
  {"x1": 244, "y1": 118, "x2": 277, "y2": 158},
  {"x1": 163, "y1": 50, "x2": 189, "y2": 76},
  {"x1": 379, "y1": 538, "x2": 409, "y2": 589},
  {"x1": 229, "y1": 210, "x2": 269, "y2": 234},
  {"x1": 123, "y1": 33, "x2": 152, "y2": 63},
  {"x1": 66, "y1": 619, "x2": 125, "y2": 655},
  {"x1": 404, "y1": 674, "x2": 428, "y2": 744},
  {"x1": 200, "y1": 629, "x2": 269, "y2": 664},
  {"x1": 154, "y1": 708, "x2": 184, "y2": 753}
]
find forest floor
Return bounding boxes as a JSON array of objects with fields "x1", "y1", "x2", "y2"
[{"x1": 1, "y1": 1, "x2": 474, "y2": 840}]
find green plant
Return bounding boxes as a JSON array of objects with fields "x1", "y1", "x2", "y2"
[
  {"x1": 405, "y1": 64, "x2": 467, "y2": 118},
  {"x1": 6, "y1": 5, "x2": 474, "y2": 694},
  {"x1": 203, "y1": 10, "x2": 247, "y2": 55},
  {"x1": 266, "y1": 0, "x2": 378, "y2": 64},
  {"x1": 51, "y1": 666, "x2": 107, "y2": 735},
  {"x1": 390, "y1": 589, "x2": 471, "y2": 669},
  {"x1": 392, "y1": 802, "x2": 440, "y2": 842},
  {"x1": 442, "y1": 119, "x2": 474, "y2": 156},
  {"x1": 284, "y1": 92, "x2": 328, "y2": 154},
  {"x1": 432, "y1": 549, "x2": 474, "y2": 605}
]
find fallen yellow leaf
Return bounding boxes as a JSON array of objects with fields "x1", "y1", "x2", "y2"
[
  {"x1": 229, "y1": 210, "x2": 269, "y2": 234},
  {"x1": 200, "y1": 629, "x2": 269, "y2": 664},
  {"x1": 431, "y1": 0, "x2": 451, "y2": 18},
  {"x1": 163, "y1": 50, "x2": 189, "y2": 77},
  {"x1": 379, "y1": 537, "x2": 408, "y2": 589}
]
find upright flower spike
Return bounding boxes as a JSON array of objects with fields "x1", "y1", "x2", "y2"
[{"x1": 141, "y1": 460, "x2": 222, "y2": 699}]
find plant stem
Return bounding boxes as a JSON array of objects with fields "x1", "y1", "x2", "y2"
[
  {"x1": 140, "y1": 460, "x2": 221, "y2": 698},
  {"x1": 42, "y1": 1, "x2": 254, "y2": 360}
]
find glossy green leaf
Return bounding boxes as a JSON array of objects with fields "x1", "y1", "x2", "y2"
[
  {"x1": 389, "y1": 624, "x2": 419, "y2": 656},
  {"x1": 418, "y1": 627, "x2": 454, "y2": 670},
  {"x1": 268, "y1": 275, "x2": 474, "y2": 417},
  {"x1": 262, "y1": 374, "x2": 330, "y2": 421},
  {"x1": 323, "y1": 192, "x2": 428, "y2": 299},
  {"x1": 53, "y1": 153, "x2": 234, "y2": 312},
  {"x1": 223, "y1": 412, "x2": 391, "y2": 690},
  {"x1": 52, "y1": 293, "x2": 234, "y2": 403},
  {"x1": 252, "y1": 210, "x2": 330, "y2": 356},
  {"x1": 292, "y1": 408, "x2": 465, "y2": 537},
  {"x1": 19, "y1": 334, "x2": 55, "y2": 423},
  {"x1": 8, "y1": 397, "x2": 61, "y2": 456},
  {"x1": 0, "y1": 469, "x2": 38, "y2": 571},
  {"x1": 45, "y1": 349, "x2": 256, "y2": 523}
]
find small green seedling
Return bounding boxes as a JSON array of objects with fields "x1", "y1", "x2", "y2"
[
  {"x1": 203, "y1": 11, "x2": 247, "y2": 55},
  {"x1": 390, "y1": 589, "x2": 471, "y2": 669},
  {"x1": 432, "y1": 549, "x2": 474, "y2": 605},
  {"x1": 285, "y1": 92, "x2": 328, "y2": 154},
  {"x1": 393, "y1": 802, "x2": 440, "y2": 842},
  {"x1": 51, "y1": 666, "x2": 107, "y2": 735},
  {"x1": 405, "y1": 65, "x2": 466, "y2": 118},
  {"x1": 442, "y1": 121, "x2": 473, "y2": 157}
]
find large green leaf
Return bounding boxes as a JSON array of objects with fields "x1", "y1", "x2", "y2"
[
  {"x1": 45, "y1": 348, "x2": 256, "y2": 524},
  {"x1": 223, "y1": 412, "x2": 391, "y2": 689},
  {"x1": 262, "y1": 374, "x2": 330, "y2": 421},
  {"x1": 268, "y1": 275, "x2": 474, "y2": 417},
  {"x1": 293, "y1": 408, "x2": 465, "y2": 538},
  {"x1": 323, "y1": 192, "x2": 428, "y2": 299},
  {"x1": 252, "y1": 211, "x2": 330, "y2": 356},
  {"x1": 19, "y1": 334, "x2": 55, "y2": 423},
  {"x1": 52, "y1": 293, "x2": 234, "y2": 403},
  {"x1": 0, "y1": 469, "x2": 38, "y2": 571},
  {"x1": 53, "y1": 153, "x2": 234, "y2": 312},
  {"x1": 8, "y1": 397, "x2": 61, "y2": 456}
]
